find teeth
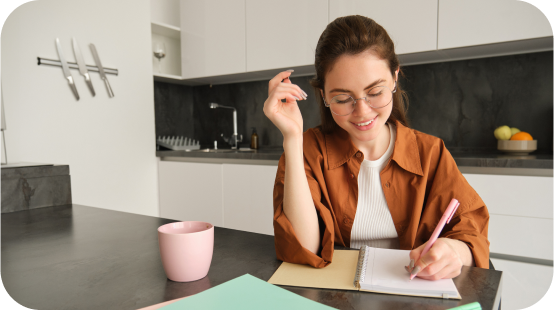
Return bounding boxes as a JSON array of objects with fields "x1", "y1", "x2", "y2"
[{"x1": 356, "y1": 119, "x2": 373, "y2": 126}]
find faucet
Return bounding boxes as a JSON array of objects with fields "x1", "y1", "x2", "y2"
[{"x1": 209, "y1": 103, "x2": 242, "y2": 149}]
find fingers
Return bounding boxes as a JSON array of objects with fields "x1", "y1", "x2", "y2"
[
  {"x1": 268, "y1": 70, "x2": 294, "y2": 90},
  {"x1": 268, "y1": 70, "x2": 308, "y2": 99},
  {"x1": 408, "y1": 242, "x2": 426, "y2": 267},
  {"x1": 415, "y1": 263, "x2": 461, "y2": 280},
  {"x1": 414, "y1": 252, "x2": 449, "y2": 278},
  {"x1": 282, "y1": 70, "x2": 293, "y2": 84},
  {"x1": 279, "y1": 83, "x2": 308, "y2": 100},
  {"x1": 409, "y1": 239, "x2": 464, "y2": 281},
  {"x1": 267, "y1": 84, "x2": 307, "y2": 107}
]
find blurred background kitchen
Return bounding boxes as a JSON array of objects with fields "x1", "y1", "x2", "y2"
[{"x1": 1, "y1": 1, "x2": 553, "y2": 309}]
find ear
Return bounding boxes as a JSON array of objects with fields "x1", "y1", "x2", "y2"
[{"x1": 394, "y1": 68, "x2": 399, "y2": 82}]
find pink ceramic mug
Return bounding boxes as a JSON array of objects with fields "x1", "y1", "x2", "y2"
[{"x1": 158, "y1": 221, "x2": 214, "y2": 282}]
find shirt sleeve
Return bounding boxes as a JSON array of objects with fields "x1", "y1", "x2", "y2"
[
  {"x1": 272, "y1": 152, "x2": 336, "y2": 268},
  {"x1": 423, "y1": 141, "x2": 490, "y2": 269}
]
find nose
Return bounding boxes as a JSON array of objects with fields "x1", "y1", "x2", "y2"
[{"x1": 352, "y1": 97, "x2": 373, "y2": 115}]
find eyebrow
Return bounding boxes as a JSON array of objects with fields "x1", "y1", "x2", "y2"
[{"x1": 329, "y1": 79, "x2": 385, "y2": 93}]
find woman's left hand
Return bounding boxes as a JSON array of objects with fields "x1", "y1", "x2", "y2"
[{"x1": 406, "y1": 238, "x2": 473, "y2": 280}]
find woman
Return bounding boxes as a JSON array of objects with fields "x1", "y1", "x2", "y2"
[{"x1": 263, "y1": 15, "x2": 489, "y2": 280}]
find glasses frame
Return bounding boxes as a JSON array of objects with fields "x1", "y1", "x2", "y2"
[{"x1": 323, "y1": 81, "x2": 397, "y2": 116}]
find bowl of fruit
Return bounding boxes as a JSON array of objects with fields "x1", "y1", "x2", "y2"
[{"x1": 494, "y1": 126, "x2": 537, "y2": 155}]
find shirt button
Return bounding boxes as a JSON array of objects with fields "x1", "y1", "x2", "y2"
[
  {"x1": 384, "y1": 182, "x2": 390, "y2": 188},
  {"x1": 356, "y1": 153, "x2": 362, "y2": 158},
  {"x1": 351, "y1": 174, "x2": 354, "y2": 179},
  {"x1": 343, "y1": 219, "x2": 349, "y2": 224}
]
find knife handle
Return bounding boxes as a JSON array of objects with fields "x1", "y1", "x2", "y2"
[{"x1": 103, "y1": 78, "x2": 114, "y2": 98}]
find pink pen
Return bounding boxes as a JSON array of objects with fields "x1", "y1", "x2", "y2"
[{"x1": 410, "y1": 198, "x2": 460, "y2": 280}]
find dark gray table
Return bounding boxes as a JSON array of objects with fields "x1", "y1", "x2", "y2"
[{"x1": 1, "y1": 204, "x2": 502, "y2": 310}]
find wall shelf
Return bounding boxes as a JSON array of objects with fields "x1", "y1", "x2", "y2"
[
  {"x1": 151, "y1": 21, "x2": 180, "y2": 39},
  {"x1": 153, "y1": 72, "x2": 183, "y2": 83},
  {"x1": 151, "y1": 21, "x2": 182, "y2": 78}
]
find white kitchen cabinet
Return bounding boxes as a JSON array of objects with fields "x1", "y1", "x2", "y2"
[
  {"x1": 329, "y1": 0, "x2": 438, "y2": 55},
  {"x1": 489, "y1": 214, "x2": 552, "y2": 260},
  {"x1": 245, "y1": 0, "x2": 328, "y2": 72},
  {"x1": 151, "y1": 0, "x2": 182, "y2": 79},
  {"x1": 491, "y1": 258, "x2": 553, "y2": 310},
  {"x1": 438, "y1": 0, "x2": 552, "y2": 50},
  {"x1": 462, "y1": 172, "x2": 553, "y2": 310},
  {"x1": 158, "y1": 161, "x2": 224, "y2": 227},
  {"x1": 180, "y1": 0, "x2": 246, "y2": 79},
  {"x1": 462, "y1": 174, "x2": 553, "y2": 219},
  {"x1": 158, "y1": 160, "x2": 278, "y2": 234},
  {"x1": 222, "y1": 164, "x2": 277, "y2": 235},
  {"x1": 152, "y1": 25, "x2": 182, "y2": 78},
  {"x1": 462, "y1": 173, "x2": 553, "y2": 260}
]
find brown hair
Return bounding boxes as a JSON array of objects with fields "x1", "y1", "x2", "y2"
[{"x1": 310, "y1": 15, "x2": 409, "y2": 133}]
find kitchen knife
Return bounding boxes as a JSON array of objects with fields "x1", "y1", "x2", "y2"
[
  {"x1": 55, "y1": 38, "x2": 79, "y2": 100},
  {"x1": 89, "y1": 43, "x2": 114, "y2": 98},
  {"x1": 72, "y1": 38, "x2": 95, "y2": 96}
]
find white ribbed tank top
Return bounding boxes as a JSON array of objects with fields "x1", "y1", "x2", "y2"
[{"x1": 350, "y1": 123, "x2": 399, "y2": 250}]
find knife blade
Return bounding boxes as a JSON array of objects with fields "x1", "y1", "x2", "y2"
[
  {"x1": 89, "y1": 44, "x2": 114, "y2": 98},
  {"x1": 72, "y1": 38, "x2": 95, "y2": 96},
  {"x1": 55, "y1": 38, "x2": 79, "y2": 100}
]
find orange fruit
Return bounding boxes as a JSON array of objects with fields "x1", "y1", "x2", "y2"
[{"x1": 510, "y1": 132, "x2": 533, "y2": 140}]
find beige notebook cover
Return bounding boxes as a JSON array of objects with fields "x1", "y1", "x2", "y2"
[{"x1": 268, "y1": 248, "x2": 461, "y2": 299}]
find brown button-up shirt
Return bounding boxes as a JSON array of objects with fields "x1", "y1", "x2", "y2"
[{"x1": 273, "y1": 120, "x2": 490, "y2": 269}]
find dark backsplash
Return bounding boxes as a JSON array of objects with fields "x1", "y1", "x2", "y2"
[{"x1": 154, "y1": 51, "x2": 553, "y2": 152}]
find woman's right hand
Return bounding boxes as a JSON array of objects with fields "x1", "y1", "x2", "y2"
[{"x1": 263, "y1": 71, "x2": 308, "y2": 139}]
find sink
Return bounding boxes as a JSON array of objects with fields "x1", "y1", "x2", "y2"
[
  {"x1": 186, "y1": 148, "x2": 255, "y2": 153},
  {"x1": 187, "y1": 148, "x2": 236, "y2": 153}
]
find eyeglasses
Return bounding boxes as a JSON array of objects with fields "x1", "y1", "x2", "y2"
[{"x1": 323, "y1": 83, "x2": 397, "y2": 116}]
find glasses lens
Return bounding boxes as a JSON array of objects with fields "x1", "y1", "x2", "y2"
[
  {"x1": 367, "y1": 86, "x2": 393, "y2": 108},
  {"x1": 330, "y1": 95, "x2": 355, "y2": 115},
  {"x1": 327, "y1": 86, "x2": 394, "y2": 115}
]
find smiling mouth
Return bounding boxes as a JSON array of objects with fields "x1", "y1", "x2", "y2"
[{"x1": 354, "y1": 116, "x2": 377, "y2": 126}]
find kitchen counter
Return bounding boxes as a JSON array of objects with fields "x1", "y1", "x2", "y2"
[
  {"x1": 2, "y1": 204, "x2": 502, "y2": 310},
  {"x1": 157, "y1": 148, "x2": 553, "y2": 175},
  {"x1": 1, "y1": 163, "x2": 72, "y2": 213}
]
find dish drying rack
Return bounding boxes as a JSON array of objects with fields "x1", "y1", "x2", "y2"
[{"x1": 157, "y1": 136, "x2": 200, "y2": 151}]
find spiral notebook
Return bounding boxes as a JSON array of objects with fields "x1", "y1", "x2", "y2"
[{"x1": 268, "y1": 246, "x2": 461, "y2": 299}]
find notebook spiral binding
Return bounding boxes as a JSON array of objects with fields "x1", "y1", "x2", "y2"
[{"x1": 353, "y1": 246, "x2": 368, "y2": 288}]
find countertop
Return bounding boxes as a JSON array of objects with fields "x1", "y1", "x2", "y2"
[
  {"x1": 156, "y1": 147, "x2": 553, "y2": 170},
  {"x1": 2, "y1": 204, "x2": 502, "y2": 310}
]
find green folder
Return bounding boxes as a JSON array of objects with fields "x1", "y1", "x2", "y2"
[{"x1": 160, "y1": 274, "x2": 336, "y2": 310}]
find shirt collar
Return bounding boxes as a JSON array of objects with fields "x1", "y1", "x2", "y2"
[{"x1": 324, "y1": 120, "x2": 424, "y2": 176}]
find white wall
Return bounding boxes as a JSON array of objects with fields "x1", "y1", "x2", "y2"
[
  {"x1": 150, "y1": 0, "x2": 180, "y2": 27},
  {"x1": 1, "y1": 0, "x2": 160, "y2": 217}
]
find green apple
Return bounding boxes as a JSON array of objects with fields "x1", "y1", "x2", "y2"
[
  {"x1": 510, "y1": 127, "x2": 520, "y2": 136},
  {"x1": 494, "y1": 126, "x2": 512, "y2": 140}
]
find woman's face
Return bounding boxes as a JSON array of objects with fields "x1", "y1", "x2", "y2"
[{"x1": 322, "y1": 51, "x2": 397, "y2": 144}]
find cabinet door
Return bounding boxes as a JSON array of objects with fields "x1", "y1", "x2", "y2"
[
  {"x1": 246, "y1": 0, "x2": 328, "y2": 72},
  {"x1": 490, "y1": 258, "x2": 553, "y2": 310},
  {"x1": 489, "y1": 214, "x2": 552, "y2": 260},
  {"x1": 462, "y1": 174, "x2": 553, "y2": 219},
  {"x1": 158, "y1": 161, "x2": 223, "y2": 227},
  {"x1": 438, "y1": 0, "x2": 552, "y2": 50},
  {"x1": 180, "y1": 0, "x2": 246, "y2": 78},
  {"x1": 463, "y1": 173, "x2": 553, "y2": 260},
  {"x1": 222, "y1": 164, "x2": 277, "y2": 235},
  {"x1": 329, "y1": 0, "x2": 438, "y2": 55}
]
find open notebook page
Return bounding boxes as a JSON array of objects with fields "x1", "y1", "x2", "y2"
[{"x1": 362, "y1": 247, "x2": 460, "y2": 298}]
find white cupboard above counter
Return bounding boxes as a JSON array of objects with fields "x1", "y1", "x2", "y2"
[
  {"x1": 180, "y1": 0, "x2": 246, "y2": 79},
  {"x1": 245, "y1": 0, "x2": 328, "y2": 72},
  {"x1": 153, "y1": 0, "x2": 553, "y2": 85},
  {"x1": 329, "y1": 0, "x2": 439, "y2": 55}
]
